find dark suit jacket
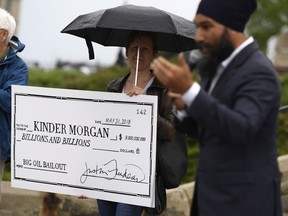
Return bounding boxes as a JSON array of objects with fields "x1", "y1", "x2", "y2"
[{"x1": 178, "y1": 41, "x2": 282, "y2": 216}]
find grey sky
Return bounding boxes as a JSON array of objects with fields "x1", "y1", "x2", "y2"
[{"x1": 17, "y1": 0, "x2": 200, "y2": 68}]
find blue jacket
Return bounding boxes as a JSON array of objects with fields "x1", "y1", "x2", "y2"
[{"x1": 0, "y1": 36, "x2": 28, "y2": 161}]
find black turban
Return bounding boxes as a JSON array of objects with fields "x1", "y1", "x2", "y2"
[{"x1": 196, "y1": 0, "x2": 257, "y2": 32}]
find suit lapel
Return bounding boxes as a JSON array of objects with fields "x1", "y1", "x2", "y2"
[{"x1": 210, "y1": 41, "x2": 259, "y2": 96}]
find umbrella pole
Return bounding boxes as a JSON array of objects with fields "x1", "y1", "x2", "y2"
[{"x1": 134, "y1": 45, "x2": 140, "y2": 86}]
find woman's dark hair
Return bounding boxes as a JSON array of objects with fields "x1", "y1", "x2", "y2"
[{"x1": 125, "y1": 31, "x2": 158, "y2": 54}]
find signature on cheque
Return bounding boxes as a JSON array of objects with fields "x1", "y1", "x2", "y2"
[{"x1": 80, "y1": 159, "x2": 146, "y2": 184}]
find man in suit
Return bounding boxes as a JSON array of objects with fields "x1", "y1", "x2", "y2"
[{"x1": 151, "y1": 0, "x2": 283, "y2": 215}]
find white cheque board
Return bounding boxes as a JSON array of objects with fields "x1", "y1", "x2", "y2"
[{"x1": 11, "y1": 85, "x2": 158, "y2": 207}]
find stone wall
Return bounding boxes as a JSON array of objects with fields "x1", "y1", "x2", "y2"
[
  {"x1": 0, "y1": 155, "x2": 287, "y2": 216},
  {"x1": 279, "y1": 155, "x2": 288, "y2": 216}
]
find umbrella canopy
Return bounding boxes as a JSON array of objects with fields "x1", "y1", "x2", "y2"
[{"x1": 61, "y1": 4, "x2": 197, "y2": 59}]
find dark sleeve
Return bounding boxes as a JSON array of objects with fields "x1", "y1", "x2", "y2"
[
  {"x1": 157, "y1": 89, "x2": 176, "y2": 141},
  {"x1": 186, "y1": 59, "x2": 280, "y2": 145},
  {"x1": 174, "y1": 115, "x2": 199, "y2": 139}
]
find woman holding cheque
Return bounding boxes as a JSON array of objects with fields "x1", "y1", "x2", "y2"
[
  {"x1": 99, "y1": 31, "x2": 176, "y2": 216},
  {"x1": 79, "y1": 31, "x2": 186, "y2": 216}
]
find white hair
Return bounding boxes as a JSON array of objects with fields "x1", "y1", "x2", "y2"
[{"x1": 0, "y1": 8, "x2": 16, "y2": 42}]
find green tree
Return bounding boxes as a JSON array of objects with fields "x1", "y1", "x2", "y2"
[{"x1": 247, "y1": 0, "x2": 288, "y2": 52}]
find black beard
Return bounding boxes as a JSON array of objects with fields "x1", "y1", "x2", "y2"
[{"x1": 197, "y1": 28, "x2": 234, "y2": 80}]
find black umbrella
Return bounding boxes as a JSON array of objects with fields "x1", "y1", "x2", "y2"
[{"x1": 61, "y1": 4, "x2": 197, "y2": 60}]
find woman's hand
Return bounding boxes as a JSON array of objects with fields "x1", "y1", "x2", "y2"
[{"x1": 126, "y1": 86, "x2": 145, "y2": 96}]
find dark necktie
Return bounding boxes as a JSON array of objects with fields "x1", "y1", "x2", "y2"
[{"x1": 204, "y1": 76, "x2": 213, "y2": 92}]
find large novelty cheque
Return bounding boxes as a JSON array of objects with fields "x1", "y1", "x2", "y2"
[{"x1": 11, "y1": 85, "x2": 157, "y2": 207}]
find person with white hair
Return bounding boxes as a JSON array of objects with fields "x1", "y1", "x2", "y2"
[{"x1": 0, "y1": 8, "x2": 28, "y2": 202}]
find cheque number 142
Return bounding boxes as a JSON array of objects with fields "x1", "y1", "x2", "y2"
[{"x1": 137, "y1": 109, "x2": 146, "y2": 115}]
